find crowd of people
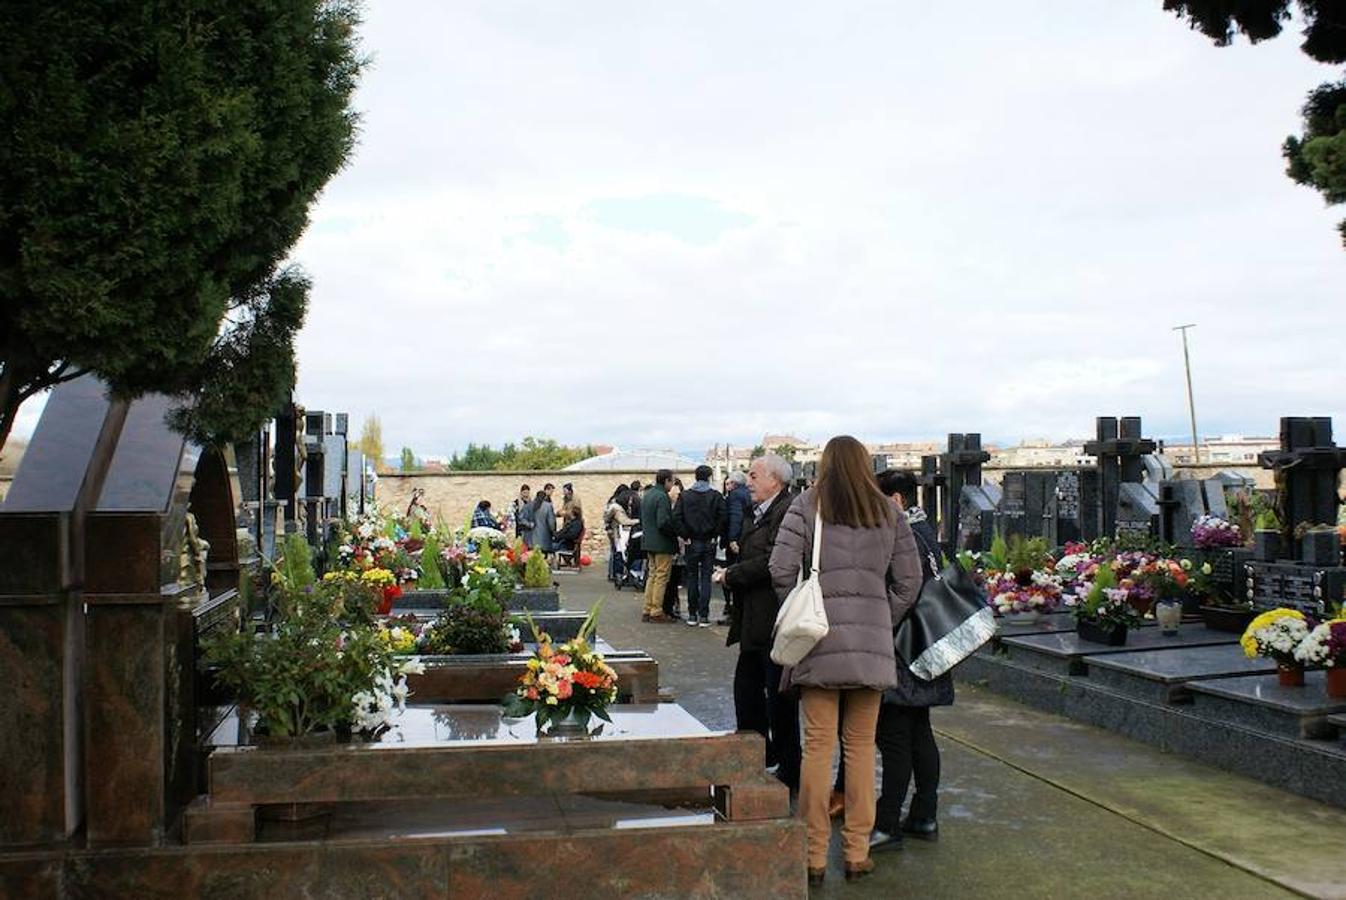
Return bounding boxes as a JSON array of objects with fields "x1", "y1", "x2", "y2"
[
  {"x1": 621, "y1": 441, "x2": 951, "y2": 884},
  {"x1": 457, "y1": 443, "x2": 953, "y2": 883}
]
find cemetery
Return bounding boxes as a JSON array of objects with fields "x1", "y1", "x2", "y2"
[
  {"x1": 1, "y1": 375, "x2": 1342, "y2": 897},
  {"x1": 0, "y1": 377, "x2": 802, "y2": 897}
]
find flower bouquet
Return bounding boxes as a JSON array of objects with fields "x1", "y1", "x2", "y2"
[
  {"x1": 986, "y1": 569, "x2": 1063, "y2": 618},
  {"x1": 1073, "y1": 565, "x2": 1143, "y2": 645},
  {"x1": 502, "y1": 603, "x2": 617, "y2": 732},
  {"x1": 1294, "y1": 618, "x2": 1346, "y2": 697},
  {"x1": 1241, "y1": 608, "x2": 1312, "y2": 685},
  {"x1": 1190, "y1": 514, "x2": 1243, "y2": 549}
]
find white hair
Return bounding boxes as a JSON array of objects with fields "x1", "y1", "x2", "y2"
[
  {"x1": 727, "y1": 470, "x2": 747, "y2": 486},
  {"x1": 753, "y1": 454, "x2": 793, "y2": 487}
]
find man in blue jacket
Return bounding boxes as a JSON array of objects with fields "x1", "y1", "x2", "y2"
[{"x1": 720, "y1": 470, "x2": 753, "y2": 625}]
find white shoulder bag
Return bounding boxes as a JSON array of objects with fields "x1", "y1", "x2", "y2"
[{"x1": 771, "y1": 508, "x2": 829, "y2": 666}]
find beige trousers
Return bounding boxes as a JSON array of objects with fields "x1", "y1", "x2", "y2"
[
  {"x1": 799, "y1": 687, "x2": 882, "y2": 867},
  {"x1": 643, "y1": 552, "x2": 673, "y2": 616}
]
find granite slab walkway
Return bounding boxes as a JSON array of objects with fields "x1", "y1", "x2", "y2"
[{"x1": 570, "y1": 568, "x2": 1344, "y2": 898}]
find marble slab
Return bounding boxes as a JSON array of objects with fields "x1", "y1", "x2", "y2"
[
  {"x1": 1084, "y1": 644, "x2": 1278, "y2": 704},
  {"x1": 1001, "y1": 624, "x2": 1237, "y2": 675},
  {"x1": 1188, "y1": 671, "x2": 1346, "y2": 739}
]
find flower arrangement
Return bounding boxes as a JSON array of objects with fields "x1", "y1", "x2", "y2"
[
  {"x1": 1240, "y1": 609, "x2": 1311, "y2": 665},
  {"x1": 1190, "y1": 515, "x2": 1243, "y2": 549},
  {"x1": 419, "y1": 595, "x2": 521, "y2": 655},
  {"x1": 986, "y1": 569, "x2": 1064, "y2": 615},
  {"x1": 204, "y1": 571, "x2": 423, "y2": 739},
  {"x1": 502, "y1": 604, "x2": 617, "y2": 730},
  {"x1": 1073, "y1": 565, "x2": 1143, "y2": 630},
  {"x1": 1294, "y1": 619, "x2": 1346, "y2": 668}
]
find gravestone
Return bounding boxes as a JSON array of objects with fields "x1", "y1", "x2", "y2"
[
  {"x1": 941, "y1": 433, "x2": 1001, "y2": 551},
  {"x1": 992, "y1": 469, "x2": 1092, "y2": 547},
  {"x1": 917, "y1": 454, "x2": 944, "y2": 538},
  {"x1": 0, "y1": 376, "x2": 244, "y2": 847},
  {"x1": 1085, "y1": 416, "x2": 1159, "y2": 540},
  {"x1": 1243, "y1": 417, "x2": 1346, "y2": 616}
]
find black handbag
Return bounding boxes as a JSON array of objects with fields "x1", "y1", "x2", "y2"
[{"x1": 895, "y1": 553, "x2": 995, "y2": 682}]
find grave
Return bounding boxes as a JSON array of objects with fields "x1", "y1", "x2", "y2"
[
  {"x1": 1244, "y1": 417, "x2": 1346, "y2": 617},
  {"x1": 0, "y1": 376, "x2": 246, "y2": 847},
  {"x1": 997, "y1": 623, "x2": 1234, "y2": 676},
  {"x1": 990, "y1": 468, "x2": 1096, "y2": 547},
  {"x1": 940, "y1": 432, "x2": 1000, "y2": 552},
  {"x1": 1083, "y1": 416, "x2": 1159, "y2": 540},
  {"x1": 1084, "y1": 644, "x2": 1278, "y2": 704},
  {"x1": 1187, "y1": 672, "x2": 1346, "y2": 740}
]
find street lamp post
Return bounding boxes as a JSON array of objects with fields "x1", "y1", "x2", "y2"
[{"x1": 1173, "y1": 324, "x2": 1200, "y2": 465}]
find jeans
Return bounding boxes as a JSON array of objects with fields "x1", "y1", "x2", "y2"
[
  {"x1": 800, "y1": 688, "x2": 881, "y2": 867},
  {"x1": 684, "y1": 539, "x2": 715, "y2": 622},
  {"x1": 875, "y1": 704, "x2": 941, "y2": 831},
  {"x1": 733, "y1": 649, "x2": 800, "y2": 789}
]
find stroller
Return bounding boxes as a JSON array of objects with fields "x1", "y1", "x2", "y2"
[{"x1": 614, "y1": 524, "x2": 646, "y2": 591}]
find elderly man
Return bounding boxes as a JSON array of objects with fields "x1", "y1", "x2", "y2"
[{"x1": 713, "y1": 453, "x2": 800, "y2": 789}]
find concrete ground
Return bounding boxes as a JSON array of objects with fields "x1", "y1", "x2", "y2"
[{"x1": 561, "y1": 566, "x2": 1346, "y2": 899}]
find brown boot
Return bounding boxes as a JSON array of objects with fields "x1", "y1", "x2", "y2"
[{"x1": 844, "y1": 858, "x2": 875, "y2": 882}]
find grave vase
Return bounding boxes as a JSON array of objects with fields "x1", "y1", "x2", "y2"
[
  {"x1": 1254, "y1": 531, "x2": 1282, "y2": 563},
  {"x1": 1325, "y1": 666, "x2": 1346, "y2": 699},
  {"x1": 1276, "y1": 663, "x2": 1305, "y2": 688},
  {"x1": 1154, "y1": 600, "x2": 1183, "y2": 636}
]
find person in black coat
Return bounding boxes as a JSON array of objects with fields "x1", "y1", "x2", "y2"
[
  {"x1": 869, "y1": 469, "x2": 951, "y2": 852},
  {"x1": 712, "y1": 454, "x2": 800, "y2": 789}
]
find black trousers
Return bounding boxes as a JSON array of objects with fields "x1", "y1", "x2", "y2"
[
  {"x1": 874, "y1": 704, "x2": 941, "y2": 831},
  {"x1": 733, "y1": 648, "x2": 801, "y2": 790},
  {"x1": 662, "y1": 561, "x2": 684, "y2": 616}
]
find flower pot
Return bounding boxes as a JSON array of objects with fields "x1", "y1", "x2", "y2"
[
  {"x1": 540, "y1": 707, "x2": 594, "y2": 736},
  {"x1": 1154, "y1": 599, "x2": 1183, "y2": 636},
  {"x1": 1199, "y1": 605, "x2": 1256, "y2": 634},
  {"x1": 1276, "y1": 664, "x2": 1305, "y2": 688},
  {"x1": 253, "y1": 729, "x2": 337, "y2": 750},
  {"x1": 1326, "y1": 666, "x2": 1346, "y2": 699},
  {"x1": 1077, "y1": 620, "x2": 1128, "y2": 646},
  {"x1": 1254, "y1": 531, "x2": 1282, "y2": 563}
]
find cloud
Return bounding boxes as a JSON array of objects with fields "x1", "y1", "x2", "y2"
[{"x1": 280, "y1": 0, "x2": 1346, "y2": 458}]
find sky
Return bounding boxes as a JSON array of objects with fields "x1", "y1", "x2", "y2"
[{"x1": 19, "y1": 2, "x2": 1342, "y2": 455}]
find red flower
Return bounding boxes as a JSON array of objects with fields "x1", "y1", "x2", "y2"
[
  {"x1": 573, "y1": 670, "x2": 604, "y2": 690},
  {"x1": 378, "y1": 583, "x2": 402, "y2": 616}
]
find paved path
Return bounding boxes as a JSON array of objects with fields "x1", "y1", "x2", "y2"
[{"x1": 563, "y1": 567, "x2": 1346, "y2": 899}]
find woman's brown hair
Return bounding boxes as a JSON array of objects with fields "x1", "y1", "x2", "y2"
[{"x1": 814, "y1": 435, "x2": 893, "y2": 529}]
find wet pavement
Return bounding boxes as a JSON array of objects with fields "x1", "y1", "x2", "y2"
[{"x1": 564, "y1": 567, "x2": 1345, "y2": 899}]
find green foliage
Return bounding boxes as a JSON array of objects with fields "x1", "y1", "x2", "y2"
[
  {"x1": 0, "y1": 0, "x2": 363, "y2": 450},
  {"x1": 1284, "y1": 80, "x2": 1346, "y2": 247},
  {"x1": 749, "y1": 445, "x2": 766, "y2": 460},
  {"x1": 523, "y1": 547, "x2": 552, "y2": 589},
  {"x1": 1161, "y1": 2, "x2": 1346, "y2": 249},
  {"x1": 400, "y1": 447, "x2": 419, "y2": 473},
  {"x1": 448, "y1": 436, "x2": 596, "y2": 471},
  {"x1": 776, "y1": 444, "x2": 799, "y2": 462},
  {"x1": 955, "y1": 550, "x2": 979, "y2": 573},
  {"x1": 985, "y1": 532, "x2": 1010, "y2": 571},
  {"x1": 272, "y1": 533, "x2": 316, "y2": 595},
  {"x1": 1075, "y1": 565, "x2": 1143, "y2": 628},
  {"x1": 203, "y1": 581, "x2": 397, "y2": 737},
  {"x1": 1006, "y1": 535, "x2": 1051, "y2": 573},
  {"x1": 355, "y1": 415, "x2": 385, "y2": 472},
  {"x1": 417, "y1": 534, "x2": 445, "y2": 589},
  {"x1": 1254, "y1": 503, "x2": 1283, "y2": 532},
  {"x1": 420, "y1": 597, "x2": 512, "y2": 655},
  {"x1": 1162, "y1": 1, "x2": 1346, "y2": 63}
]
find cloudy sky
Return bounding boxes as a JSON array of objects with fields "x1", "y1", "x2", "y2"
[{"x1": 275, "y1": 3, "x2": 1343, "y2": 455}]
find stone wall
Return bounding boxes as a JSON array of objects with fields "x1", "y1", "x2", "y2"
[{"x1": 377, "y1": 469, "x2": 699, "y2": 559}]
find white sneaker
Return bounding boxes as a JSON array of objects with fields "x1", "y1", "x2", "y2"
[
  {"x1": 698, "y1": 619, "x2": 711, "y2": 628},
  {"x1": 686, "y1": 617, "x2": 699, "y2": 627}
]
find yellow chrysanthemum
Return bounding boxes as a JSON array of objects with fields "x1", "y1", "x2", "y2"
[{"x1": 1240, "y1": 608, "x2": 1306, "y2": 658}]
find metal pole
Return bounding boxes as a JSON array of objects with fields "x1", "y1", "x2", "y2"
[{"x1": 1173, "y1": 324, "x2": 1200, "y2": 465}]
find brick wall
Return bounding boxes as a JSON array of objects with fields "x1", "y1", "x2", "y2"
[{"x1": 376, "y1": 469, "x2": 698, "y2": 559}]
